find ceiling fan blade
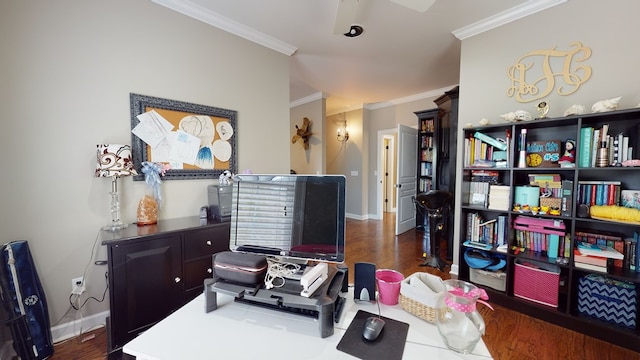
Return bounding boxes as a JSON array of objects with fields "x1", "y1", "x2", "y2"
[
  {"x1": 390, "y1": 0, "x2": 436, "y2": 12},
  {"x1": 334, "y1": 0, "x2": 360, "y2": 35}
]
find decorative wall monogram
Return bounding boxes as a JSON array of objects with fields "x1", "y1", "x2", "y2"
[{"x1": 507, "y1": 42, "x2": 592, "y2": 103}]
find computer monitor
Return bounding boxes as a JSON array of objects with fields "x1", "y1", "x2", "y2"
[{"x1": 229, "y1": 174, "x2": 346, "y2": 263}]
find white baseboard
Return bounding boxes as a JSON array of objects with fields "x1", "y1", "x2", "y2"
[
  {"x1": 345, "y1": 213, "x2": 368, "y2": 220},
  {"x1": 450, "y1": 264, "x2": 459, "y2": 278},
  {"x1": 50, "y1": 310, "x2": 109, "y2": 343}
]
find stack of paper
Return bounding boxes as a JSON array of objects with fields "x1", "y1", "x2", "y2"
[{"x1": 488, "y1": 185, "x2": 510, "y2": 211}]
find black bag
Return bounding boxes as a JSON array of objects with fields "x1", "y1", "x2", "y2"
[
  {"x1": 213, "y1": 251, "x2": 268, "y2": 285},
  {"x1": 0, "y1": 241, "x2": 53, "y2": 360}
]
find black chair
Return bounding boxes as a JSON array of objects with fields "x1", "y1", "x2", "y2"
[{"x1": 413, "y1": 190, "x2": 453, "y2": 271}]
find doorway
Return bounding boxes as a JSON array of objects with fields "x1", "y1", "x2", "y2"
[{"x1": 377, "y1": 129, "x2": 396, "y2": 219}]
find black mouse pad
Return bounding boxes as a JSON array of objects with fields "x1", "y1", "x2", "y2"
[{"x1": 336, "y1": 310, "x2": 409, "y2": 360}]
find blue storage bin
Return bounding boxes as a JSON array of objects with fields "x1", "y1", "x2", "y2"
[{"x1": 577, "y1": 274, "x2": 637, "y2": 329}]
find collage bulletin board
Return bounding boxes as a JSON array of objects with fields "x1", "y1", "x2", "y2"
[{"x1": 129, "y1": 93, "x2": 237, "y2": 180}]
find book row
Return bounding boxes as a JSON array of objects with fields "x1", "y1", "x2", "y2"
[
  {"x1": 464, "y1": 213, "x2": 508, "y2": 249},
  {"x1": 576, "y1": 181, "x2": 621, "y2": 207},
  {"x1": 421, "y1": 148, "x2": 434, "y2": 162},
  {"x1": 514, "y1": 230, "x2": 571, "y2": 260},
  {"x1": 579, "y1": 125, "x2": 635, "y2": 168},
  {"x1": 421, "y1": 135, "x2": 434, "y2": 148},
  {"x1": 419, "y1": 178, "x2": 433, "y2": 193},
  {"x1": 420, "y1": 162, "x2": 432, "y2": 176},
  {"x1": 463, "y1": 133, "x2": 508, "y2": 168}
]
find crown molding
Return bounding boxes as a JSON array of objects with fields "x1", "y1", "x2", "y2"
[
  {"x1": 452, "y1": 0, "x2": 568, "y2": 40},
  {"x1": 365, "y1": 85, "x2": 459, "y2": 110},
  {"x1": 289, "y1": 92, "x2": 327, "y2": 108},
  {"x1": 290, "y1": 84, "x2": 458, "y2": 113},
  {"x1": 152, "y1": 0, "x2": 298, "y2": 56}
]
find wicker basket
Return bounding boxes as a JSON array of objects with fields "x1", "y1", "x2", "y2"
[
  {"x1": 399, "y1": 294, "x2": 437, "y2": 323},
  {"x1": 540, "y1": 197, "x2": 561, "y2": 209},
  {"x1": 399, "y1": 272, "x2": 445, "y2": 323}
]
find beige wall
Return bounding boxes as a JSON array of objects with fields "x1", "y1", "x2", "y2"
[
  {"x1": 326, "y1": 109, "x2": 366, "y2": 218},
  {"x1": 0, "y1": 0, "x2": 290, "y2": 335},
  {"x1": 365, "y1": 97, "x2": 441, "y2": 217},
  {"x1": 453, "y1": 0, "x2": 640, "y2": 270}
]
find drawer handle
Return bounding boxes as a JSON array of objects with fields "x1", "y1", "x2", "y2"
[
  {"x1": 206, "y1": 241, "x2": 212, "y2": 246},
  {"x1": 174, "y1": 277, "x2": 181, "y2": 283},
  {"x1": 207, "y1": 268, "x2": 212, "y2": 274}
]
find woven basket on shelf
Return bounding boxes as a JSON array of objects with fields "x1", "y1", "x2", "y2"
[
  {"x1": 399, "y1": 294, "x2": 436, "y2": 323},
  {"x1": 539, "y1": 197, "x2": 561, "y2": 209}
]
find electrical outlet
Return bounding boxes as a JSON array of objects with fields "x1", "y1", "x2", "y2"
[{"x1": 71, "y1": 277, "x2": 85, "y2": 295}]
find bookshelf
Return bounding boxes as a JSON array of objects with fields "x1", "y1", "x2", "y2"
[
  {"x1": 458, "y1": 108, "x2": 640, "y2": 353},
  {"x1": 416, "y1": 108, "x2": 438, "y2": 197}
]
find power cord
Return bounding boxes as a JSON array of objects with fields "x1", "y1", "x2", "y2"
[
  {"x1": 68, "y1": 229, "x2": 107, "y2": 309},
  {"x1": 264, "y1": 257, "x2": 301, "y2": 289},
  {"x1": 54, "y1": 228, "x2": 110, "y2": 342},
  {"x1": 69, "y1": 271, "x2": 108, "y2": 311}
]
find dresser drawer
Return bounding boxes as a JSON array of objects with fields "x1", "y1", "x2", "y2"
[
  {"x1": 183, "y1": 224, "x2": 230, "y2": 260},
  {"x1": 184, "y1": 257, "x2": 214, "y2": 291}
]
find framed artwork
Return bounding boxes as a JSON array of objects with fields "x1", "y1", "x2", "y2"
[{"x1": 130, "y1": 93, "x2": 237, "y2": 181}]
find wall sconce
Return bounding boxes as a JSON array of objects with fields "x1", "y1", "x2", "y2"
[{"x1": 336, "y1": 115, "x2": 349, "y2": 142}]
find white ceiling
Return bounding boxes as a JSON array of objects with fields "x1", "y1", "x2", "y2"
[{"x1": 152, "y1": 0, "x2": 566, "y2": 114}]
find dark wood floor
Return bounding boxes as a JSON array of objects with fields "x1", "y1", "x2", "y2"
[{"x1": 50, "y1": 214, "x2": 640, "y2": 359}]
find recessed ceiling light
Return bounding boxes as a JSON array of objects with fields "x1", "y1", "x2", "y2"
[{"x1": 344, "y1": 25, "x2": 364, "y2": 38}]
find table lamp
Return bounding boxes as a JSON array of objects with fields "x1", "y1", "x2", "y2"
[{"x1": 95, "y1": 144, "x2": 137, "y2": 231}]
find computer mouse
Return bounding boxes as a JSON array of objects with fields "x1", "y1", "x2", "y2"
[{"x1": 362, "y1": 316, "x2": 385, "y2": 341}]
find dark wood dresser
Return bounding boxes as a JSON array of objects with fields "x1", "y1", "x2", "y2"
[{"x1": 101, "y1": 216, "x2": 230, "y2": 359}]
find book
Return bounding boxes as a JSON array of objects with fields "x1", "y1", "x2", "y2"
[
  {"x1": 577, "y1": 242, "x2": 624, "y2": 260},
  {"x1": 591, "y1": 128, "x2": 600, "y2": 167},
  {"x1": 526, "y1": 140, "x2": 561, "y2": 167},
  {"x1": 624, "y1": 237, "x2": 636, "y2": 271},
  {"x1": 635, "y1": 231, "x2": 640, "y2": 273},
  {"x1": 574, "y1": 249, "x2": 608, "y2": 266},
  {"x1": 548, "y1": 234, "x2": 559, "y2": 258},
  {"x1": 579, "y1": 127, "x2": 593, "y2": 168},
  {"x1": 474, "y1": 131, "x2": 507, "y2": 151},
  {"x1": 574, "y1": 261, "x2": 607, "y2": 273},
  {"x1": 463, "y1": 240, "x2": 493, "y2": 250},
  {"x1": 561, "y1": 180, "x2": 573, "y2": 216}
]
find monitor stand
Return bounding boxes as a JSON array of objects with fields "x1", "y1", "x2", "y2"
[{"x1": 204, "y1": 266, "x2": 346, "y2": 338}]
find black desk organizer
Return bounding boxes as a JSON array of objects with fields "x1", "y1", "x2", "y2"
[{"x1": 204, "y1": 266, "x2": 346, "y2": 338}]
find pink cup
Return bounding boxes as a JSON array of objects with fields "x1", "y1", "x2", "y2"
[{"x1": 375, "y1": 269, "x2": 405, "y2": 305}]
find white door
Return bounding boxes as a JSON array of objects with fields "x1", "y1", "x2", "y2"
[{"x1": 395, "y1": 124, "x2": 418, "y2": 235}]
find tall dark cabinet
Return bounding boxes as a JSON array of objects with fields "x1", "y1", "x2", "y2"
[
  {"x1": 101, "y1": 217, "x2": 230, "y2": 359},
  {"x1": 414, "y1": 86, "x2": 459, "y2": 259}
]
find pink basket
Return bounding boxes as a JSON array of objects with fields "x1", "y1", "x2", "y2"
[{"x1": 514, "y1": 259, "x2": 560, "y2": 307}]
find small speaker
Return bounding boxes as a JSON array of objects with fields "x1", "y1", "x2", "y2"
[{"x1": 354, "y1": 262, "x2": 376, "y2": 303}]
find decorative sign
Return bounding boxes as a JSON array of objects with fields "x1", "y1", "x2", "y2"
[
  {"x1": 526, "y1": 140, "x2": 561, "y2": 167},
  {"x1": 507, "y1": 42, "x2": 592, "y2": 103}
]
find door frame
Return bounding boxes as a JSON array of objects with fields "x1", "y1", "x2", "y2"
[{"x1": 376, "y1": 128, "x2": 397, "y2": 220}]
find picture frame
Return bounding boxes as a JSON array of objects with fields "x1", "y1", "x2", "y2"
[{"x1": 130, "y1": 93, "x2": 237, "y2": 181}]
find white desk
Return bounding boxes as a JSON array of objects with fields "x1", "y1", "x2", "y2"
[{"x1": 123, "y1": 289, "x2": 493, "y2": 360}]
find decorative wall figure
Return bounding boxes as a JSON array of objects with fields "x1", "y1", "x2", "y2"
[
  {"x1": 292, "y1": 117, "x2": 313, "y2": 150},
  {"x1": 507, "y1": 42, "x2": 592, "y2": 103}
]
